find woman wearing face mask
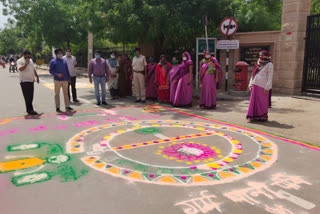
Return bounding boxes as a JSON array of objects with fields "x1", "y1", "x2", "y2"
[
  {"x1": 169, "y1": 57, "x2": 180, "y2": 104},
  {"x1": 107, "y1": 51, "x2": 120, "y2": 100},
  {"x1": 171, "y1": 52, "x2": 193, "y2": 107},
  {"x1": 145, "y1": 56, "x2": 158, "y2": 100},
  {"x1": 155, "y1": 55, "x2": 172, "y2": 103},
  {"x1": 199, "y1": 50, "x2": 223, "y2": 109},
  {"x1": 247, "y1": 50, "x2": 274, "y2": 122}
]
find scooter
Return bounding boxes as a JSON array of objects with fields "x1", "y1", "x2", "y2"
[{"x1": 9, "y1": 61, "x2": 17, "y2": 73}]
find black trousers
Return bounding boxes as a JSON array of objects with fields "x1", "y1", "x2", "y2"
[
  {"x1": 20, "y1": 82, "x2": 34, "y2": 114},
  {"x1": 68, "y1": 76, "x2": 77, "y2": 101},
  {"x1": 109, "y1": 88, "x2": 119, "y2": 97}
]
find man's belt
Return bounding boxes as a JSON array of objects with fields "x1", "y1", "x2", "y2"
[{"x1": 94, "y1": 74, "x2": 105, "y2": 77}]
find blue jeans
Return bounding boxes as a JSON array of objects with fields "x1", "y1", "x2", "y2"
[{"x1": 93, "y1": 76, "x2": 106, "y2": 103}]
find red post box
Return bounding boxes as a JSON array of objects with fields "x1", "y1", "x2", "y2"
[{"x1": 234, "y1": 61, "x2": 249, "y2": 91}]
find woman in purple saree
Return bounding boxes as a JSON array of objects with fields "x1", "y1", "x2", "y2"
[
  {"x1": 199, "y1": 50, "x2": 223, "y2": 109},
  {"x1": 146, "y1": 56, "x2": 158, "y2": 100},
  {"x1": 169, "y1": 57, "x2": 180, "y2": 104},
  {"x1": 247, "y1": 50, "x2": 274, "y2": 122},
  {"x1": 171, "y1": 52, "x2": 193, "y2": 107}
]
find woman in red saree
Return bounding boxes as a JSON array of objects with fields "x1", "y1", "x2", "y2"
[
  {"x1": 155, "y1": 55, "x2": 172, "y2": 103},
  {"x1": 146, "y1": 56, "x2": 158, "y2": 100}
]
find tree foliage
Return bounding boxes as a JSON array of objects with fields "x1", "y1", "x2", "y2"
[
  {"x1": 0, "y1": 24, "x2": 23, "y2": 55},
  {"x1": 312, "y1": 0, "x2": 320, "y2": 14},
  {"x1": 0, "y1": 0, "x2": 287, "y2": 56}
]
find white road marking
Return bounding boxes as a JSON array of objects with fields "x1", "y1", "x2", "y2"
[
  {"x1": 39, "y1": 79, "x2": 50, "y2": 85},
  {"x1": 277, "y1": 190, "x2": 316, "y2": 210}
]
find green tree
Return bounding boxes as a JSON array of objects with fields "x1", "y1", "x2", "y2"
[
  {"x1": 1, "y1": 0, "x2": 88, "y2": 48},
  {"x1": 232, "y1": 0, "x2": 282, "y2": 32},
  {"x1": 312, "y1": 0, "x2": 320, "y2": 14},
  {"x1": 0, "y1": 25, "x2": 23, "y2": 55}
]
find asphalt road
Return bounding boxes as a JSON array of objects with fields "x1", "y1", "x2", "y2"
[{"x1": 0, "y1": 66, "x2": 319, "y2": 214}]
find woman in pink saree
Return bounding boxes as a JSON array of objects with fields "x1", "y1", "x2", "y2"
[
  {"x1": 247, "y1": 50, "x2": 274, "y2": 122},
  {"x1": 171, "y1": 52, "x2": 193, "y2": 107},
  {"x1": 199, "y1": 50, "x2": 223, "y2": 109},
  {"x1": 169, "y1": 57, "x2": 180, "y2": 104}
]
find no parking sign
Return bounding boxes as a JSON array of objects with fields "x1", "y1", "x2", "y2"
[{"x1": 220, "y1": 18, "x2": 238, "y2": 37}]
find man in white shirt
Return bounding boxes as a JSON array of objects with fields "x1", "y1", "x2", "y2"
[
  {"x1": 132, "y1": 47, "x2": 147, "y2": 103},
  {"x1": 17, "y1": 50, "x2": 40, "y2": 115},
  {"x1": 63, "y1": 48, "x2": 79, "y2": 103}
]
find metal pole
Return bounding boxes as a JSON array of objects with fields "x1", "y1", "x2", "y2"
[
  {"x1": 205, "y1": 24, "x2": 209, "y2": 50},
  {"x1": 204, "y1": 16, "x2": 209, "y2": 50},
  {"x1": 88, "y1": 21, "x2": 93, "y2": 70},
  {"x1": 225, "y1": 36, "x2": 230, "y2": 91}
]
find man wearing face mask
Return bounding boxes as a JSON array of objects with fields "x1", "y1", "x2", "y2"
[
  {"x1": 17, "y1": 50, "x2": 40, "y2": 115},
  {"x1": 63, "y1": 48, "x2": 78, "y2": 103},
  {"x1": 49, "y1": 48, "x2": 73, "y2": 113},
  {"x1": 131, "y1": 47, "x2": 147, "y2": 103},
  {"x1": 88, "y1": 50, "x2": 110, "y2": 105}
]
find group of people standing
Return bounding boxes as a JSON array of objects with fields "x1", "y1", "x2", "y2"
[
  {"x1": 88, "y1": 48, "x2": 199, "y2": 107},
  {"x1": 14, "y1": 47, "x2": 274, "y2": 123},
  {"x1": 88, "y1": 50, "x2": 133, "y2": 105},
  {"x1": 145, "y1": 49, "x2": 223, "y2": 108},
  {"x1": 88, "y1": 47, "x2": 274, "y2": 121}
]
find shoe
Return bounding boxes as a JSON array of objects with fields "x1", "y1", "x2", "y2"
[
  {"x1": 141, "y1": 100, "x2": 146, "y2": 103},
  {"x1": 56, "y1": 108, "x2": 63, "y2": 113},
  {"x1": 73, "y1": 99, "x2": 80, "y2": 103},
  {"x1": 135, "y1": 100, "x2": 141, "y2": 103},
  {"x1": 29, "y1": 111, "x2": 39, "y2": 115},
  {"x1": 96, "y1": 102, "x2": 101, "y2": 105},
  {"x1": 102, "y1": 101, "x2": 108, "y2": 105},
  {"x1": 66, "y1": 107, "x2": 74, "y2": 111}
]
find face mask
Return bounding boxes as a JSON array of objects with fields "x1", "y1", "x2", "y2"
[
  {"x1": 205, "y1": 54, "x2": 211, "y2": 59},
  {"x1": 95, "y1": 54, "x2": 100, "y2": 59},
  {"x1": 66, "y1": 52, "x2": 71, "y2": 56},
  {"x1": 134, "y1": 52, "x2": 137, "y2": 57},
  {"x1": 149, "y1": 58, "x2": 154, "y2": 63},
  {"x1": 111, "y1": 55, "x2": 115, "y2": 58},
  {"x1": 183, "y1": 57, "x2": 187, "y2": 61},
  {"x1": 172, "y1": 61, "x2": 178, "y2": 65},
  {"x1": 57, "y1": 54, "x2": 63, "y2": 59}
]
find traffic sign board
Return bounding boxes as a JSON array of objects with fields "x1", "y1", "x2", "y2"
[
  {"x1": 197, "y1": 38, "x2": 216, "y2": 55},
  {"x1": 220, "y1": 18, "x2": 238, "y2": 36},
  {"x1": 216, "y1": 40, "x2": 239, "y2": 50}
]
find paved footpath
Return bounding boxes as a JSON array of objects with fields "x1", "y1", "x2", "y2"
[{"x1": 0, "y1": 66, "x2": 320, "y2": 214}]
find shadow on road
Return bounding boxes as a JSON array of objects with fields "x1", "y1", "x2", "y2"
[{"x1": 249, "y1": 120, "x2": 295, "y2": 129}]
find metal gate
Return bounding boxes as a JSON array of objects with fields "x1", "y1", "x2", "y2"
[{"x1": 302, "y1": 14, "x2": 320, "y2": 93}]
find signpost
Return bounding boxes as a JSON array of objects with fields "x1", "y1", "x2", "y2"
[
  {"x1": 219, "y1": 18, "x2": 238, "y2": 91},
  {"x1": 216, "y1": 40, "x2": 239, "y2": 50}
]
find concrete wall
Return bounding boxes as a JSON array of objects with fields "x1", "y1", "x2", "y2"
[
  {"x1": 218, "y1": 31, "x2": 281, "y2": 92},
  {"x1": 277, "y1": 0, "x2": 311, "y2": 94}
]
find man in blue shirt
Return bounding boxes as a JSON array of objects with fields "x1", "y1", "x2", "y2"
[{"x1": 50, "y1": 48, "x2": 74, "y2": 113}]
